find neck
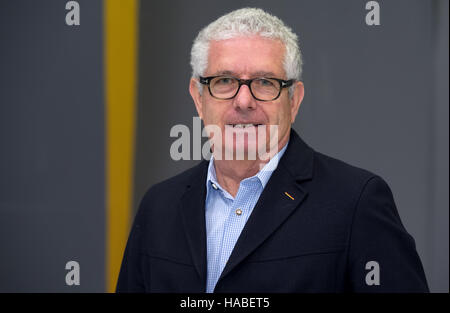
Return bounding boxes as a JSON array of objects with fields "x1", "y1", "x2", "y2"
[{"x1": 214, "y1": 159, "x2": 262, "y2": 197}]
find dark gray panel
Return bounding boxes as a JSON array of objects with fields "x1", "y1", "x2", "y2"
[
  {"x1": 430, "y1": 0, "x2": 449, "y2": 293},
  {"x1": 0, "y1": 0, "x2": 104, "y2": 292}
]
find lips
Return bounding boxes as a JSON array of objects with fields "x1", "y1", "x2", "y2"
[{"x1": 226, "y1": 123, "x2": 263, "y2": 128}]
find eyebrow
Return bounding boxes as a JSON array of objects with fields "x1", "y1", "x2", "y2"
[{"x1": 212, "y1": 70, "x2": 279, "y2": 78}]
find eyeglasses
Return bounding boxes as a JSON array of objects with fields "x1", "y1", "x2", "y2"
[{"x1": 199, "y1": 75, "x2": 294, "y2": 101}]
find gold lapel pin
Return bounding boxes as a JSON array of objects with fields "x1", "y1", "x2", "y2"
[{"x1": 284, "y1": 192, "x2": 295, "y2": 200}]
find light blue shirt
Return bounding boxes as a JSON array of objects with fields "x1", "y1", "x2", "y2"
[{"x1": 205, "y1": 142, "x2": 288, "y2": 293}]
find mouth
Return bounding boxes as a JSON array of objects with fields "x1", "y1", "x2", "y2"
[{"x1": 226, "y1": 123, "x2": 263, "y2": 128}]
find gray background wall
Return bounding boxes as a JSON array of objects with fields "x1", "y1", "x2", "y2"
[
  {"x1": 135, "y1": 0, "x2": 449, "y2": 292},
  {"x1": 0, "y1": 0, "x2": 448, "y2": 292},
  {"x1": 0, "y1": 0, "x2": 104, "y2": 292}
]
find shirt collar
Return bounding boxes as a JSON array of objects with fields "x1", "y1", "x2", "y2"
[{"x1": 206, "y1": 139, "x2": 289, "y2": 194}]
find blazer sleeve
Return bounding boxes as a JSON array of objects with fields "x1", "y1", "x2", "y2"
[
  {"x1": 116, "y1": 208, "x2": 146, "y2": 293},
  {"x1": 347, "y1": 176, "x2": 429, "y2": 292}
]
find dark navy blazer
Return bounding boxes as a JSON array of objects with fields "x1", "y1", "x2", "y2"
[{"x1": 117, "y1": 129, "x2": 429, "y2": 293}]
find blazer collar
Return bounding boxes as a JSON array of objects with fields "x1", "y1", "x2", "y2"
[
  {"x1": 278, "y1": 128, "x2": 315, "y2": 182},
  {"x1": 179, "y1": 128, "x2": 315, "y2": 291}
]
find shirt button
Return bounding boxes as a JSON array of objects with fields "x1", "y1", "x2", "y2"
[
  {"x1": 212, "y1": 183, "x2": 218, "y2": 190},
  {"x1": 235, "y1": 208, "x2": 242, "y2": 216}
]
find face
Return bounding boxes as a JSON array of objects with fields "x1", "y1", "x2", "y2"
[{"x1": 190, "y1": 35, "x2": 304, "y2": 160}]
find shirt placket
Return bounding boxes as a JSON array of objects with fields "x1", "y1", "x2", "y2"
[{"x1": 217, "y1": 180, "x2": 258, "y2": 276}]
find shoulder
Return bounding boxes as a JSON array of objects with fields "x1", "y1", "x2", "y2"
[
  {"x1": 137, "y1": 161, "x2": 208, "y2": 215},
  {"x1": 283, "y1": 131, "x2": 384, "y2": 195},
  {"x1": 309, "y1": 151, "x2": 392, "y2": 207},
  {"x1": 313, "y1": 151, "x2": 377, "y2": 182}
]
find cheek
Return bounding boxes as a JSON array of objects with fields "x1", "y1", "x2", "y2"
[
  {"x1": 272, "y1": 103, "x2": 292, "y2": 139},
  {"x1": 281, "y1": 99, "x2": 293, "y2": 124},
  {"x1": 203, "y1": 103, "x2": 225, "y2": 126},
  {"x1": 267, "y1": 102, "x2": 291, "y2": 125}
]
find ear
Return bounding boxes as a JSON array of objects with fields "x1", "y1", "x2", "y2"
[
  {"x1": 289, "y1": 81, "x2": 304, "y2": 123},
  {"x1": 189, "y1": 77, "x2": 204, "y2": 120}
]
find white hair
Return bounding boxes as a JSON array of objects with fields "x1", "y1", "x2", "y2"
[{"x1": 190, "y1": 8, "x2": 303, "y2": 96}]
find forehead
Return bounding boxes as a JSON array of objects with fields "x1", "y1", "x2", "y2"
[{"x1": 206, "y1": 36, "x2": 286, "y2": 78}]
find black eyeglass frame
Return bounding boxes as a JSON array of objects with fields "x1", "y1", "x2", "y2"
[{"x1": 199, "y1": 76, "x2": 295, "y2": 101}]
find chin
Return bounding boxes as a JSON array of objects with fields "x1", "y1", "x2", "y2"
[{"x1": 221, "y1": 138, "x2": 267, "y2": 161}]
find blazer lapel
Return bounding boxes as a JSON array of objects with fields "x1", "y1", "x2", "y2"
[
  {"x1": 179, "y1": 161, "x2": 209, "y2": 290},
  {"x1": 217, "y1": 129, "x2": 315, "y2": 284}
]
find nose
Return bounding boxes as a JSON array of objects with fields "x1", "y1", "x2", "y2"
[{"x1": 233, "y1": 84, "x2": 257, "y2": 111}]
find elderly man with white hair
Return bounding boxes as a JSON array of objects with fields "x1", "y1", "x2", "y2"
[{"x1": 117, "y1": 8, "x2": 428, "y2": 293}]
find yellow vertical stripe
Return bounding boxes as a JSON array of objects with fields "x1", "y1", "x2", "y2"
[{"x1": 104, "y1": 0, "x2": 139, "y2": 293}]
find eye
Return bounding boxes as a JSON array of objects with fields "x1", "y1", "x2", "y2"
[
  {"x1": 256, "y1": 78, "x2": 275, "y2": 87},
  {"x1": 215, "y1": 77, "x2": 234, "y2": 85}
]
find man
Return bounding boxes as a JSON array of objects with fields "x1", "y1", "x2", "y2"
[{"x1": 117, "y1": 8, "x2": 428, "y2": 292}]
